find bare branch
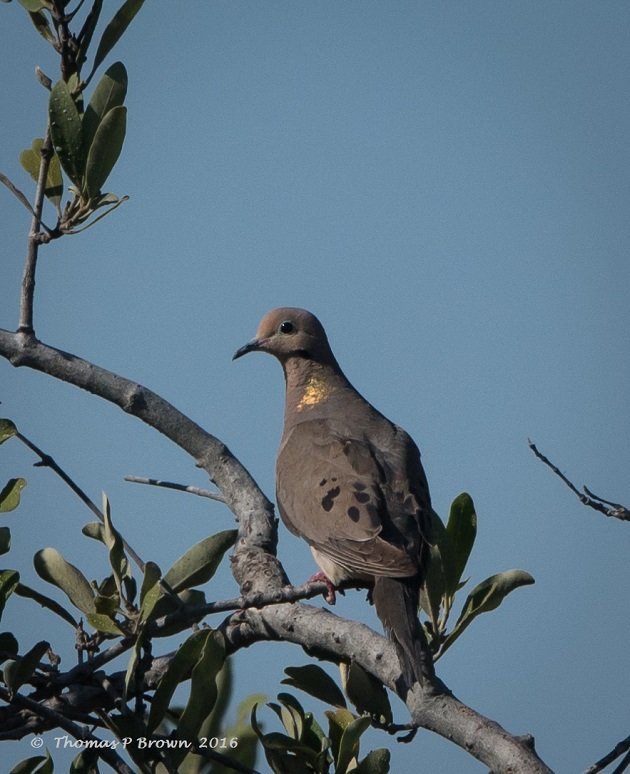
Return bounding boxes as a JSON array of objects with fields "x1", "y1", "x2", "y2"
[
  {"x1": 124, "y1": 475, "x2": 227, "y2": 503},
  {"x1": 584, "y1": 733, "x2": 630, "y2": 774},
  {"x1": 0, "y1": 172, "x2": 45, "y2": 222},
  {"x1": 529, "y1": 440, "x2": 629, "y2": 522},
  {"x1": 15, "y1": 429, "x2": 148, "y2": 573}
]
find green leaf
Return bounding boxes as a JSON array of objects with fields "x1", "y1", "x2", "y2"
[
  {"x1": 0, "y1": 527, "x2": 11, "y2": 555},
  {"x1": 164, "y1": 529, "x2": 237, "y2": 593},
  {"x1": 94, "y1": 590, "x2": 119, "y2": 617},
  {"x1": 85, "y1": 612, "x2": 124, "y2": 635},
  {"x1": 49, "y1": 80, "x2": 84, "y2": 187},
  {"x1": 0, "y1": 570, "x2": 19, "y2": 621},
  {"x1": 138, "y1": 561, "x2": 162, "y2": 624},
  {"x1": 325, "y1": 707, "x2": 356, "y2": 764},
  {"x1": 341, "y1": 662, "x2": 392, "y2": 724},
  {"x1": 70, "y1": 746, "x2": 100, "y2": 773},
  {"x1": 282, "y1": 664, "x2": 347, "y2": 709},
  {"x1": 0, "y1": 479, "x2": 27, "y2": 513},
  {"x1": 90, "y1": 0, "x2": 145, "y2": 78},
  {"x1": 81, "y1": 522, "x2": 105, "y2": 542},
  {"x1": 147, "y1": 628, "x2": 209, "y2": 734},
  {"x1": 33, "y1": 548, "x2": 96, "y2": 615},
  {"x1": 84, "y1": 105, "x2": 126, "y2": 199},
  {"x1": 0, "y1": 419, "x2": 17, "y2": 444},
  {"x1": 139, "y1": 561, "x2": 161, "y2": 604},
  {"x1": 19, "y1": 139, "x2": 63, "y2": 208},
  {"x1": 0, "y1": 633, "x2": 19, "y2": 663},
  {"x1": 18, "y1": 0, "x2": 48, "y2": 10},
  {"x1": 175, "y1": 632, "x2": 226, "y2": 762},
  {"x1": 445, "y1": 493, "x2": 477, "y2": 595},
  {"x1": 275, "y1": 692, "x2": 306, "y2": 740},
  {"x1": 356, "y1": 748, "x2": 391, "y2": 774},
  {"x1": 82, "y1": 62, "x2": 127, "y2": 154},
  {"x1": 27, "y1": 10, "x2": 56, "y2": 45},
  {"x1": 9, "y1": 750, "x2": 54, "y2": 774},
  {"x1": 3, "y1": 639, "x2": 49, "y2": 697},
  {"x1": 252, "y1": 700, "x2": 322, "y2": 771},
  {"x1": 336, "y1": 715, "x2": 371, "y2": 774},
  {"x1": 442, "y1": 569, "x2": 535, "y2": 655},
  {"x1": 101, "y1": 492, "x2": 130, "y2": 598},
  {"x1": 257, "y1": 732, "x2": 319, "y2": 772},
  {"x1": 250, "y1": 702, "x2": 264, "y2": 740},
  {"x1": 123, "y1": 631, "x2": 143, "y2": 700},
  {"x1": 15, "y1": 583, "x2": 78, "y2": 627},
  {"x1": 419, "y1": 511, "x2": 449, "y2": 627}
]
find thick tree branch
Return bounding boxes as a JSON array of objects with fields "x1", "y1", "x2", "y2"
[
  {"x1": 220, "y1": 602, "x2": 552, "y2": 773},
  {"x1": 0, "y1": 330, "x2": 552, "y2": 771}
]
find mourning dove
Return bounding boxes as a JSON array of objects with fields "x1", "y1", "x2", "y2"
[{"x1": 233, "y1": 307, "x2": 433, "y2": 686}]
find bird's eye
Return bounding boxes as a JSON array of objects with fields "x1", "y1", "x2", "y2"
[{"x1": 279, "y1": 320, "x2": 295, "y2": 334}]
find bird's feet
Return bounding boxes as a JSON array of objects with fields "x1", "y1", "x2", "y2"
[{"x1": 307, "y1": 571, "x2": 337, "y2": 605}]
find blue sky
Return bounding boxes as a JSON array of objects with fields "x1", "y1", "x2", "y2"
[{"x1": 1, "y1": 2, "x2": 629, "y2": 771}]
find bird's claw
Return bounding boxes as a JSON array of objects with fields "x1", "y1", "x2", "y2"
[{"x1": 308, "y1": 571, "x2": 337, "y2": 604}]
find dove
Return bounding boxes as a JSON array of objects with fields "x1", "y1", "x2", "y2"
[{"x1": 233, "y1": 307, "x2": 433, "y2": 686}]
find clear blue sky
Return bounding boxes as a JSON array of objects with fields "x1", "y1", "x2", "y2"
[{"x1": 2, "y1": 3, "x2": 629, "y2": 771}]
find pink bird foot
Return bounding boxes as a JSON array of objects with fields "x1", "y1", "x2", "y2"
[{"x1": 308, "y1": 571, "x2": 337, "y2": 604}]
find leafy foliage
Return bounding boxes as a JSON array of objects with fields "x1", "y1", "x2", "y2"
[
  {"x1": 3, "y1": 2, "x2": 144, "y2": 235},
  {"x1": 0, "y1": 418, "x2": 253, "y2": 771},
  {"x1": 421, "y1": 493, "x2": 534, "y2": 658},
  {"x1": 252, "y1": 689, "x2": 390, "y2": 774}
]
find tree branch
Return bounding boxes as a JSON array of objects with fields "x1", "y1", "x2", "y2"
[
  {"x1": 529, "y1": 440, "x2": 629, "y2": 522},
  {"x1": 0, "y1": 330, "x2": 552, "y2": 770},
  {"x1": 124, "y1": 474, "x2": 227, "y2": 504},
  {"x1": 19, "y1": 130, "x2": 54, "y2": 335},
  {"x1": 584, "y1": 733, "x2": 630, "y2": 774}
]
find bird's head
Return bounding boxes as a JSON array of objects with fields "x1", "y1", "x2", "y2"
[{"x1": 233, "y1": 307, "x2": 335, "y2": 365}]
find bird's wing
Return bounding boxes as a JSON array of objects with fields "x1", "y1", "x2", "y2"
[{"x1": 276, "y1": 418, "x2": 427, "y2": 578}]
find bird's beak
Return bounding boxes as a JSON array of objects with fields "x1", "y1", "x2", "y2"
[{"x1": 232, "y1": 338, "x2": 263, "y2": 360}]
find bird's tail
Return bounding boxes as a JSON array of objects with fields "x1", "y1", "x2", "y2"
[{"x1": 372, "y1": 576, "x2": 432, "y2": 689}]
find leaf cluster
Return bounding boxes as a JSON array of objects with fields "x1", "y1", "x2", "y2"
[
  {"x1": 253, "y1": 682, "x2": 389, "y2": 774},
  {"x1": 2, "y1": 1, "x2": 145, "y2": 235},
  {"x1": 1, "y1": 419, "x2": 262, "y2": 772},
  {"x1": 420, "y1": 493, "x2": 534, "y2": 659}
]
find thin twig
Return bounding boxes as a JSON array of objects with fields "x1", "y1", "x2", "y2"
[
  {"x1": 0, "y1": 172, "x2": 49, "y2": 224},
  {"x1": 15, "y1": 429, "x2": 186, "y2": 605},
  {"x1": 124, "y1": 475, "x2": 226, "y2": 503},
  {"x1": 17, "y1": 431, "x2": 107, "y2": 523},
  {"x1": 528, "y1": 440, "x2": 629, "y2": 522},
  {"x1": 16, "y1": 430, "x2": 146, "y2": 569}
]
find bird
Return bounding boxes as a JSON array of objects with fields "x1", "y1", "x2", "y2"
[{"x1": 233, "y1": 307, "x2": 433, "y2": 687}]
